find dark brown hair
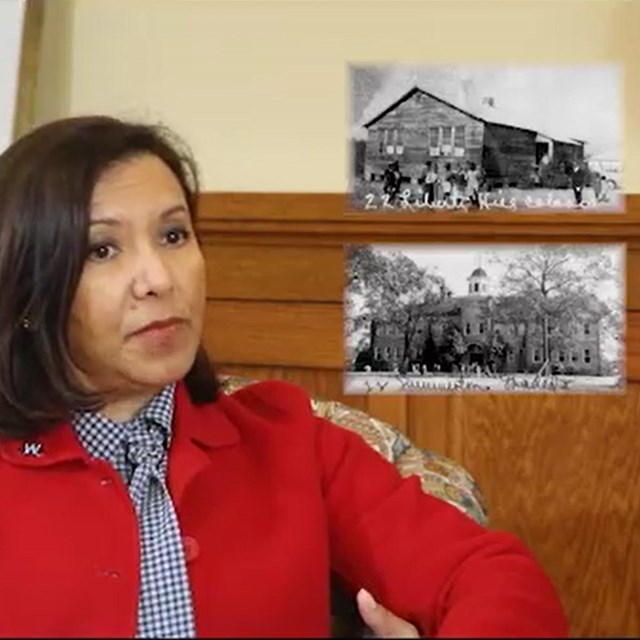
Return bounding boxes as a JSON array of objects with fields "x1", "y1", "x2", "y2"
[{"x1": 0, "y1": 115, "x2": 221, "y2": 439}]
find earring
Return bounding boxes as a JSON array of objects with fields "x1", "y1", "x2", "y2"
[{"x1": 20, "y1": 317, "x2": 32, "y2": 330}]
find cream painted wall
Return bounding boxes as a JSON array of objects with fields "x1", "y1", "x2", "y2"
[
  {"x1": 34, "y1": 0, "x2": 638, "y2": 192},
  {"x1": 33, "y1": 0, "x2": 73, "y2": 126},
  {"x1": 0, "y1": 0, "x2": 25, "y2": 152}
]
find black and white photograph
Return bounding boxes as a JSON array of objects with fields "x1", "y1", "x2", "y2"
[
  {"x1": 349, "y1": 64, "x2": 624, "y2": 213},
  {"x1": 345, "y1": 243, "x2": 625, "y2": 394}
]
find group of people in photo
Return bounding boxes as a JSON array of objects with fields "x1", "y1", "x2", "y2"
[
  {"x1": 382, "y1": 159, "x2": 482, "y2": 207},
  {"x1": 380, "y1": 157, "x2": 617, "y2": 208}
]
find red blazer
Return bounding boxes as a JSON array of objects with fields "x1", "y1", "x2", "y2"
[{"x1": 0, "y1": 379, "x2": 568, "y2": 637}]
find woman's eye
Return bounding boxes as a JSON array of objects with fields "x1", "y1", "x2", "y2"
[
  {"x1": 164, "y1": 227, "x2": 191, "y2": 245},
  {"x1": 88, "y1": 243, "x2": 117, "y2": 262}
]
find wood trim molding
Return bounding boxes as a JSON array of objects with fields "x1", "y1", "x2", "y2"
[
  {"x1": 197, "y1": 190, "x2": 636, "y2": 380},
  {"x1": 197, "y1": 193, "x2": 640, "y2": 245}
]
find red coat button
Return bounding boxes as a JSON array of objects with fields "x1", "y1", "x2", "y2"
[{"x1": 182, "y1": 535, "x2": 199, "y2": 562}]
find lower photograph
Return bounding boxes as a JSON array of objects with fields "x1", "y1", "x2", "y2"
[{"x1": 345, "y1": 241, "x2": 625, "y2": 394}]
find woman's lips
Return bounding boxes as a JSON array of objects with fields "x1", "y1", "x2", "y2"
[
  {"x1": 130, "y1": 318, "x2": 187, "y2": 347},
  {"x1": 136, "y1": 318, "x2": 183, "y2": 333}
]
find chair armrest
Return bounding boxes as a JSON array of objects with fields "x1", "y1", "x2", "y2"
[{"x1": 311, "y1": 397, "x2": 488, "y2": 527}]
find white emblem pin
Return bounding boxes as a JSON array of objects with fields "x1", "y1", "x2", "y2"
[{"x1": 22, "y1": 442, "x2": 43, "y2": 457}]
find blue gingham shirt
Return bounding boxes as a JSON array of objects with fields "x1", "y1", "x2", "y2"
[{"x1": 72, "y1": 383, "x2": 196, "y2": 638}]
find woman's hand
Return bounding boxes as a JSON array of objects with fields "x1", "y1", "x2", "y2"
[{"x1": 356, "y1": 588, "x2": 421, "y2": 638}]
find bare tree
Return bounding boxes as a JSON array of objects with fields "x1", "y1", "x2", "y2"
[
  {"x1": 347, "y1": 245, "x2": 445, "y2": 372},
  {"x1": 490, "y1": 294, "x2": 538, "y2": 372},
  {"x1": 488, "y1": 245, "x2": 619, "y2": 372}
]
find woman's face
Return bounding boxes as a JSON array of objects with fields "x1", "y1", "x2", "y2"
[{"x1": 67, "y1": 153, "x2": 206, "y2": 399}]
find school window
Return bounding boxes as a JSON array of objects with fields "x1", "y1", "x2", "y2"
[
  {"x1": 384, "y1": 346, "x2": 391, "y2": 357},
  {"x1": 441, "y1": 126, "x2": 453, "y2": 152},
  {"x1": 571, "y1": 352, "x2": 578, "y2": 362},
  {"x1": 454, "y1": 125, "x2": 465, "y2": 148},
  {"x1": 584, "y1": 323, "x2": 591, "y2": 336},
  {"x1": 584, "y1": 349, "x2": 591, "y2": 364},
  {"x1": 479, "y1": 322, "x2": 485, "y2": 334},
  {"x1": 473, "y1": 282, "x2": 479, "y2": 292},
  {"x1": 384, "y1": 129, "x2": 395, "y2": 155},
  {"x1": 559, "y1": 352, "x2": 565, "y2": 362},
  {"x1": 533, "y1": 349, "x2": 541, "y2": 362},
  {"x1": 428, "y1": 127, "x2": 440, "y2": 153},
  {"x1": 465, "y1": 323, "x2": 471, "y2": 335},
  {"x1": 395, "y1": 129, "x2": 404, "y2": 155},
  {"x1": 374, "y1": 347, "x2": 380, "y2": 359}
]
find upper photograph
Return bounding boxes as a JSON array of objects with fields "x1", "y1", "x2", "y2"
[{"x1": 349, "y1": 64, "x2": 624, "y2": 214}]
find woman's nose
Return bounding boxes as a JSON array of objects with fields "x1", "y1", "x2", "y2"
[{"x1": 131, "y1": 250, "x2": 174, "y2": 298}]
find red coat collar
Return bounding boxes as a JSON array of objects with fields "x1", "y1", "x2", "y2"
[{"x1": 0, "y1": 380, "x2": 240, "y2": 468}]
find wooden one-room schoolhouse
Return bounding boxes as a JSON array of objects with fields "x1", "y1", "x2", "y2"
[{"x1": 358, "y1": 85, "x2": 585, "y2": 189}]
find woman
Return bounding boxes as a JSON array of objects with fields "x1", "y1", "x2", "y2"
[
  {"x1": 382, "y1": 160, "x2": 401, "y2": 205},
  {"x1": 0, "y1": 116, "x2": 568, "y2": 638},
  {"x1": 466, "y1": 161, "x2": 481, "y2": 208}
]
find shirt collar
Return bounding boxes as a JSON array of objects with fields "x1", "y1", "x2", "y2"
[{"x1": 71, "y1": 383, "x2": 176, "y2": 464}]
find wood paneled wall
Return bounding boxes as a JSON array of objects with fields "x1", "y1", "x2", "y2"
[{"x1": 198, "y1": 193, "x2": 640, "y2": 638}]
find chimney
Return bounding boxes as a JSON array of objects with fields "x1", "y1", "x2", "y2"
[{"x1": 482, "y1": 96, "x2": 496, "y2": 108}]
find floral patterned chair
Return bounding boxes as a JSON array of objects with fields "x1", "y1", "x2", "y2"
[{"x1": 219, "y1": 375, "x2": 488, "y2": 637}]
